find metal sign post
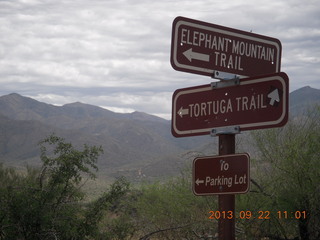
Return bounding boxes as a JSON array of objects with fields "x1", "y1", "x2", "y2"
[
  {"x1": 218, "y1": 134, "x2": 236, "y2": 240},
  {"x1": 170, "y1": 16, "x2": 287, "y2": 240}
]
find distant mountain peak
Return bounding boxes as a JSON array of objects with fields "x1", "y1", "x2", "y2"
[
  {"x1": 0, "y1": 93, "x2": 42, "y2": 108},
  {"x1": 8, "y1": 92, "x2": 22, "y2": 97},
  {"x1": 1, "y1": 92, "x2": 25, "y2": 101},
  {"x1": 1, "y1": 93, "x2": 48, "y2": 105},
  {"x1": 63, "y1": 101, "x2": 91, "y2": 108},
  {"x1": 290, "y1": 86, "x2": 320, "y2": 98},
  {"x1": 289, "y1": 86, "x2": 320, "y2": 115},
  {"x1": 128, "y1": 111, "x2": 168, "y2": 123},
  {"x1": 292, "y1": 85, "x2": 318, "y2": 91}
]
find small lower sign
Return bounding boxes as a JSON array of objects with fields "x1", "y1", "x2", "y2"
[{"x1": 193, "y1": 153, "x2": 250, "y2": 195}]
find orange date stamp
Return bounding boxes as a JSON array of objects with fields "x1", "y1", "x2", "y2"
[{"x1": 208, "y1": 210, "x2": 307, "y2": 220}]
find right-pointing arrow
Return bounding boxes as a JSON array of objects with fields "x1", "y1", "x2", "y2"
[
  {"x1": 268, "y1": 89, "x2": 280, "y2": 106},
  {"x1": 183, "y1": 48, "x2": 210, "y2": 62}
]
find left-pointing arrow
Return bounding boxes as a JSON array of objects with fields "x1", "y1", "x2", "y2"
[
  {"x1": 178, "y1": 107, "x2": 189, "y2": 118},
  {"x1": 196, "y1": 178, "x2": 204, "y2": 186},
  {"x1": 183, "y1": 48, "x2": 210, "y2": 62}
]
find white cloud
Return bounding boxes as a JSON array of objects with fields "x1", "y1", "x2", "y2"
[{"x1": 0, "y1": 0, "x2": 319, "y2": 119}]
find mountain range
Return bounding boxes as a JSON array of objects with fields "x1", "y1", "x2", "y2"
[{"x1": 0, "y1": 86, "x2": 319, "y2": 181}]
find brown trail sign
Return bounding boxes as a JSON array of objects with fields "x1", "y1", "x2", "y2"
[
  {"x1": 170, "y1": 16, "x2": 287, "y2": 240},
  {"x1": 193, "y1": 153, "x2": 250, "y2": 195},
  {"x1": 171, "y1": 16, "x2": 282, "y2": 78},
  {"x1": 172, "y1": 72, "x2": 289, "y2": 137}
]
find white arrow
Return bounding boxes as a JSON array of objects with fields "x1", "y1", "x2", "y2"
[
  {"x1": 177, "y1": 107, "x2": 189, "y2": 118},
  {"x1": 268, "y1": 89, "x2": 280, "y2": 106},
  {"x1": 196, "y1": 178, "x2": 204, "y2": 186},
  {"x1": 183, "y1": 48, "x2": 210, "y2": 62}
]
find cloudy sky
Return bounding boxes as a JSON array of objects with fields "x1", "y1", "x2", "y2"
[{"x1": 0, "y1": 0, "x2": 319, "y2": 119}]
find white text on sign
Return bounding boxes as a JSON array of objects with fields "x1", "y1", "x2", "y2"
[
  {"x1": 180, "y1": 93, "x2": 273, "y2": 118},
  {"x1": 181, "y1": 28, "x2": 276, "y2": 71}
]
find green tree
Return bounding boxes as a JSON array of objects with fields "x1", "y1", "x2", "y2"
[
  {"x1": 82, "y1": 176, "x2": 131, "y2": 239},
  {"x1": 245, "y1": 107, "x2": 320, "y2": 239},
  {"x1": 0, "y1": 134, "x2": 130, "y2": 240}
]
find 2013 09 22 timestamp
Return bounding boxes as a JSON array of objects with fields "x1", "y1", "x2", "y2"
[{"x1": 208, "y1": 210, "x2": 307, "y2": 220}]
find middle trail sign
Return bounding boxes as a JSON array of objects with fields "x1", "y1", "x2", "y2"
[
  {"x1": 171, "y1": 72, "x2": 289, "y2": 137},
  {"x1": 170, "y1": 16, "x2": 282, "y2": 78}
]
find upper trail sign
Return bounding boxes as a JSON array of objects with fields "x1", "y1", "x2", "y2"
[{"x1": 171, "y1": 16, "x2": 282, "y2": 78}]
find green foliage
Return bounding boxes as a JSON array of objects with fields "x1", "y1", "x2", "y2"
[
  {"x1": 247, "y1": 107, "x2": 320, "y2": 239},
  {"x1": 129, "y1": 174, "x2": 218, "y2": 239},
  {"x1": 39, "y1": 134, "x2": 101, "y2": 185},
  {"x1": 81, "y1": 177, "x2": 131, "y2": 238},
  {"x1": 1, "y1": 106, "x2": 319, "y2": 240},
  {"x1": 101, "y1": 216, "x2": 135, "y2": 240},
  {"x1": 0, "y1": 134, "x2": 130, "y2": 240},
  {"x1": 90, "y1": 170, "x2": 219, "y2": 239}
]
